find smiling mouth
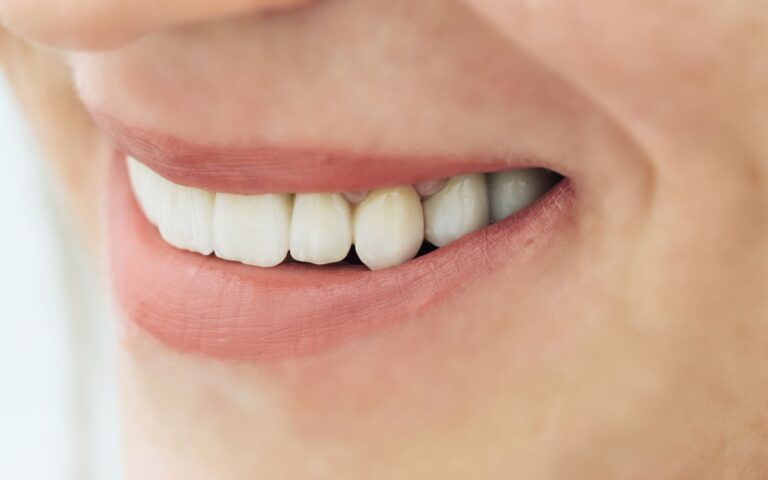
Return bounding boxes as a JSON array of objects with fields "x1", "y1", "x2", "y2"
[
  {"x1": 127, "y1": 155, "x2": 563, "y2": 270},
  {"x1": 106, "y1": 120, "x2": 575, "y2": 362}
]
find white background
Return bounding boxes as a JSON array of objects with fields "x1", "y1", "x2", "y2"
[{"x1": 0, "y1": 73, "x2": 122, "y2": 478}]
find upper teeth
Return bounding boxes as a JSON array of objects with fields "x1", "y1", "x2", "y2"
[
  {"x1": 488, "y1": 169, "x2": 561, "y2": 223},
  {"x1": 212, "y1": 193, "x2": 292, "y2": 267},
  {"x1": 289, "y1": 193, "x2": 354, "y2": 265},
  {"x1": 353, "y1": 186, "x2": 425, "y2": 270},
  {"x1": 423, "y1": 173, "x2": 490, "y2": 247},
  {"x1": 126, "y1": 157, "x2": 559, "y2": 270},
  {"x1": 155, "y1": 174, "x2": 215, "y2": 256}
]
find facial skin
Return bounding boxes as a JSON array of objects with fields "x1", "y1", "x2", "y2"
[{"x1": 2, "y1": 0, "x2": 768, "y2": 478}]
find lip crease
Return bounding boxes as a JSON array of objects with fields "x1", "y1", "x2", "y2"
[
  {"x1": 108, "y1": 145, "x2": 575, "y2": 361},
  {"x1": 92, "y1": 111, "x2": 567, "y2": 195}
]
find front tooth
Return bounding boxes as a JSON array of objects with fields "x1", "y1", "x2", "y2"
[
  {"x1": 353, "y1": 186, "x2": 424, "y2": 271},
  {"x1": 126, "y1": 156, "x2": 163, "y2": 225},
  {"x1": 155, "y1": 175, "x2": 215, "y2": 255},
  {"x1": 488, "y1": 169, "x2": 559, "y2": 222},
  {"x1": 212, "y1": 193, "x2": 292, "y2": 267},
  {"x1": 290, "y1": 193, "x2": 352, "y2": 265},
  {"x1": 423, "y1": 173, "x2": 489, "y2": 247}
]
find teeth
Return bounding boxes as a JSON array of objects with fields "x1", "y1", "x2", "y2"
[
  {"x1": 353, "y1": 186, "x2": 424, "y2": 270},
  {"x1": 127, "y1": 156, "x2": 163, "y2": 225},
  {"x1": 488, "y1": 169, "x2": 559, "y2": 223},
  {"x1": 423, "y1": 173, "x2": 490, "y2": 247},
  {"x1": 126, "y1": 157, "x2": 558, "y2": 270},
  {"x1": 212, "y1": 193, "x2": 292, "y2": 267},
  {"x1": 289, "y1": 193, "x2": 353, "y2": 265},
  {"x1": 155, "y1": 173, "x2": 215, "y2": 255}
]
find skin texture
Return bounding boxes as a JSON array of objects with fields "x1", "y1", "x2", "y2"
[{"x1": 1, "y1": 0, "x2": 768, "y2": 478}]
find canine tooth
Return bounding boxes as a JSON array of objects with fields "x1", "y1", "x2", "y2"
[
  {"x1": 353, "y1": 186, "x2": 424, "y2": 270},
  {"x1": 423, "y1": 173, "x2": 489, "y2": 247},
  {"x1": 488, "y1": 169, "x2": 559, "y2": 222},
  {"x1": 290, "y1": 193, "x2": 353, "y2": 265},
  {"x1": 414, "y1": 178, "x2": 448, "y2": 198},
  {"x1": 212, "y1": 193, "x2": 291, "y2": 267},
  {"x1": 155, "y1": 175, "x2": 215, "y2": 255},
  {"x1": 126, "y1": 156, "x2": 162, "y2": 225}
]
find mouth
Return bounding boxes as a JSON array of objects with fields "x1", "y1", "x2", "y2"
[
  {"x1": 126, "y1": 154, "x2": 564, "y2": 270},
  {"x1": 85, "y1": 0, "x2": 601, "y2": 363},
  {"x1": 107, "y1": 122, "x2": 574, "y2": 361}
]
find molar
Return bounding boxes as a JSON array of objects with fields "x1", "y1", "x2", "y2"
[{"x1": 488, "y1": 169, "x2": 560, "y2": 223}]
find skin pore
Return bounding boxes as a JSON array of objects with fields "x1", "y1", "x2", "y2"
[{"x1": 1, "y1": 0, "x2": 768, "y2": 478}]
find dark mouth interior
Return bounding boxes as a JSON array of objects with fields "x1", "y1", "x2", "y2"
[{"x1": 342, "y1": 240, "x2": 439, "y2": 266}]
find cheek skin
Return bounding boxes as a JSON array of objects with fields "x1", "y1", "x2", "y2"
[
  {"x1": 0, "y1": 28, "x2": 106, "y2": 248},
  {"x1": 464, "y1": 0, "x2": 768, "y2": 167},
  {"x1": 0, "y1": 0, "x2": 316, "y2": 50}
]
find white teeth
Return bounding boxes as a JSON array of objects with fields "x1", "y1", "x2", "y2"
[
  {"x1": 127, "y1": 157, "x2": 558, "y2": 270},
  {"x1": 126, "y1": 156, "x2": 163, "y2": 225},
  {"x1": 155, "y1": 174, "x2": 215, "y2": 255},
  {"x1": 423, "y1": 173, "x2": 490, "y2": 247},
  {"x1": 289, "y1": 193, "x2": 353, "y2": 265},
  {"x1": 212, "y1": 193, "x2": 291, "y2": 267},
  {"x1": 488, "y1": 169, "x2": 559, "y2": 223},
  {"x1": 353, "y1": 186, "x2": 424, "y2": 271}
]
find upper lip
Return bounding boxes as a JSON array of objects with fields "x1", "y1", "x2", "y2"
[{"x1": 92, "y1": 111, "x2": 568, "y2": 194}]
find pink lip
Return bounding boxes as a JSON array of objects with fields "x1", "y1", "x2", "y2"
[
  {"x1": 108, "y1": 149, "x2": 575, "y2": 361},
  {"x1": 93, "y1": 112, "x2": 567, "y2": 194}
]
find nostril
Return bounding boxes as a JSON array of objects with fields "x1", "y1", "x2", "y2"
[{"x1": 0, "y1": 0, "x2": 319, "y2": 51}]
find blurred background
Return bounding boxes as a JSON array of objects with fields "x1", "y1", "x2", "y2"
[{"x1": 0, "y1": 72, "x2": 122, "y2": 478}]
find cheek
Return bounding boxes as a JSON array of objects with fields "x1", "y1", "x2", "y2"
[
  {"x1": 0, "y1": 30, "x2": 107, "y2": 245},
  {"x1": 0, "y1": 0, "x2": 317, "y2": 50}
]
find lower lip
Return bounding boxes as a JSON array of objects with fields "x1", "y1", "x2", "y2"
[{"x1": 108, "y1": 154, "x2": 576, "y2": 361}]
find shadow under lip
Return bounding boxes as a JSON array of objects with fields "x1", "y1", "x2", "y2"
[{"x1": 109, "y1": 151, "x2": 575, "y2": 362}]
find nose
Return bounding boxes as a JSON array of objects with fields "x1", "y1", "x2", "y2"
[{"x1": 0, "y1": 0, "x2": 314, "y2": 50}]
